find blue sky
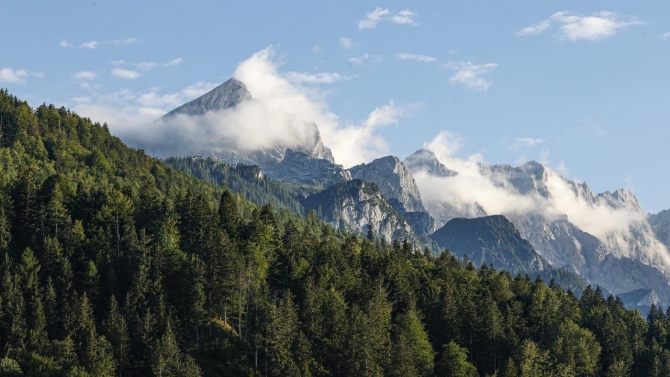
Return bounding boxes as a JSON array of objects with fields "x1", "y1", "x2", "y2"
[{"x1": 1, "y1": 0, "x2": 670, "y2": 212}]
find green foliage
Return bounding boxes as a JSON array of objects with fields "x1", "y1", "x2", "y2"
[{"x1": 0, "y1": 89, "x2": 669, "y2": 376}]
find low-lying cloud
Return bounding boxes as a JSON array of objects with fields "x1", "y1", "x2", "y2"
[
  {"x1": 412, "y1": 131, "x2": 647, "y2": 238},
  {"x1": 78, "y1": 47, "x2": 409, "y2": 168}
]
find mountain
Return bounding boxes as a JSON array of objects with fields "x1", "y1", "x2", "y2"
[
  {"x1": 649, "y1": 209, "x2": 670, "y2": 250},
  {"x1": 430, "y1": 215, "x2": 547, "y2": 274},
  {"x1": 300, "y1": 179, "x2": 418, "y2": 244},
  {"x1": 348, "y1": 156, "x2": 436, "y2": 235},
  {"x1": 163, "y1": 78, "x2": 252, "y2": 118},
  {"x1": 348, "y1": 156, "x2": 425, "y2": 213},
  {"x1": 160, "y1": 78, "x2": 344, "y2": 184},
  {"x1": 406, "y1": 148, "x2": 670, "y2": 306}
]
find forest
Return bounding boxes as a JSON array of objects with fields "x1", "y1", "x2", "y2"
[{"x1": 3, "y1": 88, "x2": 670, "y2": 376}]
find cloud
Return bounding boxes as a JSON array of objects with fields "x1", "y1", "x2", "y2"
[
  {"x1": 80, "y1": 41, "x2": 99, "y2": 49},
  {"x1": 312, "y1": 45, "x2": 325, "y2": 53},
  {"x1": 395, "y1": 52, "x2": 436, "y2": 63},
  {"x1": 348, "y1": 54, "x2": 383, "y2": 66},
  {"x1": 508, "y1": 137, "x2": 544, "y2": 150},
  {"x1": 411, "y1": 131, "x2": 648, "y2": 239},
  {"x1": 284, "y1": 72, "x2": 351, "y2": 85},
  {"x1": 88, "y1": 47, "x2": 408, "y2": 169},
  {"x1": 445, "y1": 61, "x2": 498, "y2": 91},
  {"x1": 517, "y1": 11, "x2": 646, "y2": 41},
  {"x1": 111, "y1": 59, "x2": 126, "y2": 65},
  {"x1": 516, "y1": 20, "x2": 551, "y2": 37},
  {"x1": 110, "y1": 38, "x2": 139, "y2": 46},
  {"x1": 72, "y1": 71, "x2": 97, "y2": 81},
  {"x1": 112, "y1": 68, "x2": 141, "y2": 80},
  {"x1": 663, "y1": 32, "x2": 670, "y2": 40},
  {"x1": 164, "y1": 57, "x2": 182, "y2": 67},
  {"x1": 110, "y1": 61, "x2": 156, "y2": 79},
  {"x1": 32, "y1": 72, "x2": 44, "y2": 79},
  {"x1": 339, "y1": 37, "x2": 358, "y2": 49},
  {"x1": 358, "y1": 7, "x2": 417, "y2": 30},
  {"x1": 0, "y1": 68, "x2": 28, "y2": 84},
  {"x1": 60, "y1": 38, "x2": 139, "y2": 49}
]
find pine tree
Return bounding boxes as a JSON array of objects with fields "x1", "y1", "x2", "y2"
[{"x1": 102, "y1": 295, "x2": 130, "y2": 374}]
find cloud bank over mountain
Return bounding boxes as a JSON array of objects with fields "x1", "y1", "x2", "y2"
[{"x1": 93, "y1": 47, "x2": 407, "y2": 168}]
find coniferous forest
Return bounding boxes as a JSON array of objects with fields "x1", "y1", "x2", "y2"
[{"x1": 3, "y1": 88, "x2": 670, "y2": 377}]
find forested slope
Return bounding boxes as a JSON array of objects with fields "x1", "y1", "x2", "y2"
[{"x1": 1, "y1": 89, "x2": 670, "y2": 376}]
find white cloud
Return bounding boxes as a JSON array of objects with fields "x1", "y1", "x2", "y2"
[
  {"x1": 663, "y1": 32, "x2": 670, "y2": 40},
  {"x1": 72, "y1": 96, "x2": 91, "y2": 104},
  {"x1": 517, "y1": 11, "x2": 646, "y2": 41},
  {"x1": 73, "y1": 71, "x2": 97, "y2": 81},
  {"x1": 80, "y1": 41, "x2": 99, "y2": 49},
  {"x1": 164, "y1": 57, "x2": 183, "y2": 67},
  {"x1": 134, "y1": 61, "x2": 156, "y2": 71},
  {"x1": 59, "y1": 38, "x2": 139, "y2": 49},
  {"x1": 87, "y1": 47, "x2": 408, "y2": 169},
  {"x1": 0, "y1": 68, "x2": 28, "y2": 84},
  {"x1": 284, "y1": 72, "x2": 351, "y2": 85},
  {"x1": 516, "y1": 20, "x2": 551, "y2": 37},
  {"x1": 112, "y1": 68, "x2": 141, "y2": 80},
  {"x1": 110, "y1": 38, "x2": 139, "y2": 46},
  {"x1": 348, "y1": 54, "x2": 383, "y2": 66},
  {"x1": 312, "y1": 45, "x2": 325, "y2": 53},
  {"x1": 32, "y1": 72, "x2": 44, "y2": 79},
  {"x1": 508, "y1": 137, "x2": 544, "y2": 150},
  {"x1": 395, "y1": 52, "x2": 436, "y2": 63},
  {"x1": 358, "y1": 7, "x2": 417, "y2": 30},
  {"x1": 392, "y1": 10, "x2": 418, "y2": 25},
  {"x1": 446, "y1": 61, "x2": 498, "y2": 91},
  {"x1": 110, "y1": 61, "x2": 155, "y2": 80},
  {"x1": 339, "y1": 37, "x2": 358, "y2": 49},
  {"x1": 412, "y1": 131, "x2": 648, "y2": 239}
]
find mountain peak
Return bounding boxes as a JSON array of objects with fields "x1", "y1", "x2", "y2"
[{"x1": 163, "y1": 78, "x2": 252, "y2": 118}]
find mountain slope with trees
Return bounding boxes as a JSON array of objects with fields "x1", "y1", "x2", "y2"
[{"x1": 2, "y1": 89, "x2": 670, "y2": 376}]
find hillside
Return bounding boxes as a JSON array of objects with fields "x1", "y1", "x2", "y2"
[{"x1": 2, "y1": 89, "x2": 670, "y2": 376}]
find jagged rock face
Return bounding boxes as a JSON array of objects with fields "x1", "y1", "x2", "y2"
[
  {"x1": 349, "y1": 156, "x2": 425, "y2": 213},
  {"x1": 262, "y1": 149, "x2": 350, "y2": 187},
  {"x1": 431, "y1": 215, "x2": 547, "y2": 274},
  {"x1": 161, "y1": 77, "x2": 338, "y2": 181},
  {"x1": 300, "y1": 179, "x2": 418, "y2": 245},
  {"x1": 649, "y1": 210, "x2": 670, "y2": 250},
  {"x1": 406, "y1": 150, "x2": 670, "y2": 306},
  {"x1": 164, "y1": 78, "x2": 252, "y2": 118},
  {"x1": 403, "y1": 149, "x2": 457, "y2": 177},
  {"x1": 403, "y1": 212, "x2": 437, "y2": 237}
]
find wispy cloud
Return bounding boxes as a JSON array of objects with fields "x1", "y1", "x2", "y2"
[
  {"x1": 358, "y1": 7, "x2": 418, "y2": 30},
  {"x1": 445, "y1": 61, "x2": 498, "y2": 91},
  {"x1": 0, "y1": 68, "x2": 28, "y2": 84},
  {"x1": 60, "y1": 38, "x2": 140, "y2": 49},
  {"x1": 80, "y1": 41, "x2": 99, "y2": 49},
  {"x1": 663, "y1": 32, "x2": 670, "y2": 40},
  {"x1": 110, "y1": 61, "x2": 156, "y2": 80},
  {"x1": 284, "y1": 72, "x2": 352, "y2": 85},
  {"x1": 112, "y1": 68, "x2": 141, "y2": 80},
  {"x1": 516, "y1": 20, "x2": 551, "y2": 37},
  {"x1": 72, "y1": 71, "x2": 97, "y2": 81},
  {"x1": 517, "y1": 11, "x2": 646, "y2": 41},
  {"x1": 339, "y1": 37, "x2": 358, "y2": 49},
  {"x1": 32, "y1": 72, "x2": 44, "y2": 79},
  {"x1": 348, "y1": 54, "x2": 383, "y2": 66},
  {"x1": 395, "y1": 52, "x2": 436, "y2": 63},
  {"x1": 312, "y1": 45, "x2": 325, "y2": 53},
  {"x1": 508, "y1": 137, "x2": 544, "y2": 150},
  {"x1": 164, "y1": 57, "x2": 183, "y2": 67}
]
